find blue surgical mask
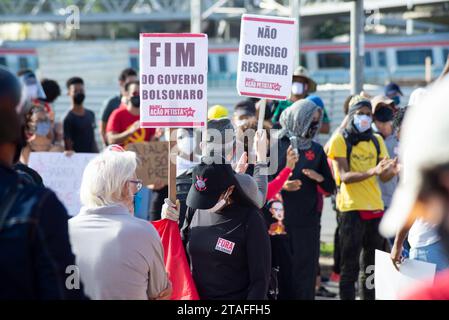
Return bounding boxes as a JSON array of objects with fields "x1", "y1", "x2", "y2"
[
  {"x1": 353, "y1": 114, "x2": 372, "y2": 133},
  {"x1": 392, "y1": 96, "x2": 400, "y2": 106},
  {"x1": 35, "y1": 120, "x2": 51, "y2": 136}
]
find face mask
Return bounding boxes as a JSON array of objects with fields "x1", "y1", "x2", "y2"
[
  {"x1": 392, "y1": 96, "x2": 400, "y2": 106},
  {"x1": 35, "y1": 120, "x2": 51, "y2": 136},
  {"x1": 130, "y1": 96, "x2": 140, "y2": 108},
  {"x1": 291, "y1": 82, "x2": 306, "y2": 95},
  {"x1": 304, "y1": 120, "x2": 320, "y2": 139},
  {"x1": 73, "y1": 92, "x2": 85, "y2": 105},
  {"x1": 234, "y1": 119, "x2": 249, "y2": 128},
  {"x1": 204, "y1": 188, "x2": 232, "y2": 213},
  {"x1": 178, "y1": 137, "x2": 196, "y2": 156},
  {"x1": 353, "y1": 114, "x2": 372, "y2": 133}
]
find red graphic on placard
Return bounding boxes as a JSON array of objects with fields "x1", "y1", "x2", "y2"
[
  {"x1": 149, "y1": 105, "x2": 196, "y2": 118},
  {"x1": 305, "y1": 150, "x2": 315, "y2": 161},
  {"x1": 245, "y1": 78, "x2": 282, "y2": 91}
]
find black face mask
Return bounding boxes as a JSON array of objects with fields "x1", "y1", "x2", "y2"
[
  {"x1": 73, "y1": 92, "x2": 85, "y2": 105},
  {"x1": 304, "y1": 121, "x2": 320, "y2": 139},
  {"x1": 130, "y1": 96, "x2": 140, "y2": 108}
]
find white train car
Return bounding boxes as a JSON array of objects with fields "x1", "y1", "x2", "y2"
[{"x1": 1, "y1": 33, "x2": 448, "y2": 85}]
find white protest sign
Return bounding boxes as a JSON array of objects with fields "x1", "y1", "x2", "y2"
[
  {"x1": 139, "y1": 33, "x2": 208, "y2": 128},
  {"x1": 28, "y1": 152, "x2": 96, "y2": 216},
  {"x1": 375, "y1": 249, "x2": 436, "y2": 300},
  {"x1": 237, "y1": 14, "x2": 297, "y2": 100}
]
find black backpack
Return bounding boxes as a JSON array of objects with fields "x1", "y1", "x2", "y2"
[{"x1": 341, "y1": 131, "x2": 381, "y2": 171}]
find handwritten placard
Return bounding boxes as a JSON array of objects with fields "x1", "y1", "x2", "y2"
[
  {"x1": 28, "y1": 152, "x2": 96, "y2": 216},
  {"x1": 125, "y1": 141, "x2": 169, "y2": 186}
]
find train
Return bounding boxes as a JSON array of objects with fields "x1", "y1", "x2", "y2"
[{"x1": 1, "y1": 32, "x2": 448, "y2": 86}]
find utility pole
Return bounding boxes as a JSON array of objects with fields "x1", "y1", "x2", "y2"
[
  {"x1": 290, "y1": 0, "x2": 301, "y2": 68},
  {"x1": 191, "y1": 0, "x2": 201, "y2": 33},
  {"x1": 350, "y1": 0, "x2": 364, "y2": 94}
]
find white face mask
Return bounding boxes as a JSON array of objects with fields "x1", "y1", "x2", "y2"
[
  {"x1": 291, "y1": 82, "x2": 306, "y2": 95},
  {"x1": 177, "y1": 136, "x2": 196, "y2": 156},
  {"x1": 353, "y1": 114, "x2": 372, "y2": 133},
  {"x1": 234, "y1": 119, "x2": 249, "y2": 128},
  {"x1": 204, "y1": 188, "x2": 232, "y2": 213}
]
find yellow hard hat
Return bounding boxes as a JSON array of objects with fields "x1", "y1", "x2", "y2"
[{"x1": 208, "y1": 104, "x2": 229, "y2": 120}]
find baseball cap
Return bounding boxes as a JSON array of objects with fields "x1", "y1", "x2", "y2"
[
  {"x1": 380, "y1": 75, "x2": 449, "y2": 237},
  {"x1": 186, "y1": 159, "x2": 237, "y2": 210},
  {"x1": 208, "y1": 104, "x2": 229, "y2": 120},
  {"x1": 384, "y1": 82, "x2": 403, "y2": 96},
  {"x1": 371, "y1": 95, "x2": 395, "y2": 114},
  {"x1": 306, "y1": 95, "x2": 324, "y2": 109}
]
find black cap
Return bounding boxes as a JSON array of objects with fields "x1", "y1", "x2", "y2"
[
  {"x1": 234, "y1": 100, "x2": 256, "y2": 117},
  {"x1": 374, "y1": 106, "x2": 394, "y2": 123},
  {"x1": 385, "y1": 82, "x2": 403, "y2": 96},
  {"x1": 186, "y1": 158, "x2": 237, "y2": 210}
]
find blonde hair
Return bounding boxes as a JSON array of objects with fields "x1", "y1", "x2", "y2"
[{"x1": 80, "y1": 150, "x2": 137, "y2": 207}]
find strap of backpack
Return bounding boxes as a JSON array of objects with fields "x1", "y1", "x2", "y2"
[{"x1": 370, "y1": 135, "x2": 381, "y2": 164}]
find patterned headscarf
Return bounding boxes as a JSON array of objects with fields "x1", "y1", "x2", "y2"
[{"x1": 278, "y1": 99, "x2": 323, "y2": 150}]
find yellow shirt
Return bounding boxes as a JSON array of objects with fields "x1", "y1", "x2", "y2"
[{"x1": 327, "y1": 132, "x2": 389, "y2": 212}]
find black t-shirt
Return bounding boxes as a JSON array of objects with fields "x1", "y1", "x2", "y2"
[
  {"x1": 101, "y1": 95, "x2": 121, "y2": 124},
  {"x1": 63, "y1": 109, "x2": 98, "y2": 153},
  {"x1": 271, "y1": 137, "x2": 335, "y2": 228},
  {"x1": 182, "y1": 204, "x2": 271, "y2": 300}
]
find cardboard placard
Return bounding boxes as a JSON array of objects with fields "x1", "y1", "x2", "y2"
[{"x1": 126, "y1": 141, "x2": 169, "y2": 186}]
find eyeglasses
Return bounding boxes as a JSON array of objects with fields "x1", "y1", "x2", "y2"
[{"x1": 128, "y1": 179, "x2": 143, "y2": 193}]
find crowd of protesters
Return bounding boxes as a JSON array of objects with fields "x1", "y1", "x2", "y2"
[{"x1": 1, "y1": 53, "x2": 449, "y2": 301}]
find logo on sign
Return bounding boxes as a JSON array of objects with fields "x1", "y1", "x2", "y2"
[
  {"x1": 244, "y1": 78, "x2": 281, "y2": 91},
  {"x1": 215, "y1": 237, "x2": 235, "y2": 255},
  {"x1": 149, "y1": 105, "x2": 196, "y2": 117}
]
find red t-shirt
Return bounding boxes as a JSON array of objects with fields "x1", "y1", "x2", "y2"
[
  {"x1": 106, "y1": 107, "x2": 155, "y2": 147},
  {"x1": 403, "y1": 270, "x2": 449, "y2": 300}
]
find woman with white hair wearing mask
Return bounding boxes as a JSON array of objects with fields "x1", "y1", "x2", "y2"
[{"x1": 68, "y1": 147, "x2": 172, "y2": 300}]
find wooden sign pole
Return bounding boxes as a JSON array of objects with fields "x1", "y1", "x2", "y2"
[
  {"x1": 257, "y1": 99, "x2": 267, "y2": 132},
  {"x1": 168, "y1": 128, "x2": 178, "y2": 203}
]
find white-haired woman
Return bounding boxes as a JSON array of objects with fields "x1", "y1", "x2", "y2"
[{"x1": 68, "y1": 148, "x2": 172, "y2": 300}]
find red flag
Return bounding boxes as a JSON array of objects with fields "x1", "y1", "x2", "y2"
[{"x1": 151, "y1": 219, "x2": 199, "y2": 300}]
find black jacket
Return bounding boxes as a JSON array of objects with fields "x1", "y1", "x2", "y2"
[
  {"x1": 271, "y1": 137, "x2": 335, "y2": 228},
  {"x1": 182, "y1": 204, "x2": 271, "y2": 300},
  {"x1": 0, "y1": 164, "x2": 87, "y2": 299}
]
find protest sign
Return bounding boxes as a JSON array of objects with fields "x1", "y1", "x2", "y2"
[
  {"x1": 237, "y1": 14, "x2": 297, "y2": 100},
  {"x1": 139, "y1": 33, "x2": 208, "y2": 128},
  {"x1": 375, "y1": 249, "x2": 436, "y2": 300},
  {"x1": 28, "y1": 152, "x2": 96, "y2": 216},
  {"x1": 125, "y1": 141, "x2": 169, "y2": 186}
]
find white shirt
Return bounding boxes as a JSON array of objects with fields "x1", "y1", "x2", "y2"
[
  {"x1": 69, "y1": 204, "x2": 169, "y2": 300},
  {"x1": 408, "y1": 218, "x2": 440, "y2": 249}
]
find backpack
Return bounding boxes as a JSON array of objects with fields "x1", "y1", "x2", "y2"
[{"x1": 341, "y1": 131, "x2": 381, "y2": 171}]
